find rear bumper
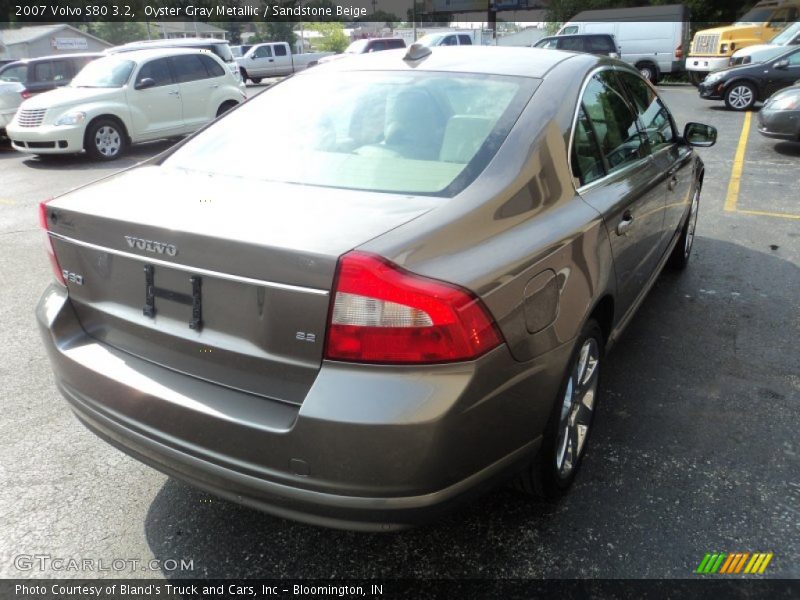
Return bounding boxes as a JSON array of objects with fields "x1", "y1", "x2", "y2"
[
  {"x1": 686, "y1": 56, "x2": 729, "y2": 72},
  {"x1": 7, "y1": 122, "x2": 84, "y2": 154},
  {"x1": 757, "y1": 109, "x2": 800, "y2": 140},
  {"x1": 37, "y1": 285, "x2": 569, "y2": 530}
]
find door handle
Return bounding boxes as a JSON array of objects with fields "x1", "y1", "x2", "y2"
[
  {"x1": 268, "y1": 58, "x2": 274, "y2": 62},
  {"x1": 209, "y1": 84, "x2": 220, "y2": 88},
  {"x1": 168, "y1": 90, "x2": 180, "y2": 96},
  {"x1": 667, "y1": 176, "x2": 678, "y2": 191},
  {"x1": 616, "y1": 211, "x2": 634, "y2": 236}
]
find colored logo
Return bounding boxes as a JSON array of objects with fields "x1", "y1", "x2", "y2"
[{"x1": 696, "y1": 552, "x2": 773, "y2": 574}]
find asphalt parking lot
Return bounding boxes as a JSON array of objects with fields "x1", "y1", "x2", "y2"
[{"x1": 0, "y1": 84, "x2": 797, "y2": 580}]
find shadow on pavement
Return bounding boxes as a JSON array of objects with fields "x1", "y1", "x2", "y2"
[
  {"x1": 143, "y1": 237, "x2": 799, "y2": 579},
  {"x1": 16, "y1": 140, "x2": 176, "y2": 171},
  {"x1": 772, "y1": 141, "x2": 800, "y2": 157}
]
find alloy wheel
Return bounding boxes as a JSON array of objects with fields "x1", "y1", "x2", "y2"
[
  {"x1": 555, "y1": 337, "x2": 600, "y2": 478},
  {"x1": 94, "y1": 125, "x2": 121, "y2": 157},
  {"x1": 728, "y1": 85, "x2": 754, "y2": 110}
]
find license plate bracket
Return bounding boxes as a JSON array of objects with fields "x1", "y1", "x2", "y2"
[{"x1": 143, "y1": 264, "x2": 203, "y2": 330}]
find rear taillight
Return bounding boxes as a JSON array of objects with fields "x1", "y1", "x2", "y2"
[
  {"x1": 38, "y1": 200, "x2": 66, "y2": 286},
  {"x1": 324, "y1": 251, "x2": 503, "y2": 364},
  {"x1": 675, "y1": 44, "x2": 683, "y2": 59}
]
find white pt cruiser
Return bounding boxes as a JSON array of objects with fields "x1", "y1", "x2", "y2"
[{"x1": 7, "y1": 48, "x2": 246, "y2": 160}]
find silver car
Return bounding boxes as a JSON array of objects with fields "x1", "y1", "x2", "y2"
[{"x1": 37, "y1": 46, "x2": 716, "y2": 530}]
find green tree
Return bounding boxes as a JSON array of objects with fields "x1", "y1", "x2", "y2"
[
  {"x1": 83, "y1": 22, "x2": 148, "y2": 45},
  {"x1": 307, "y1": 23, "x2": 349, "y2": 52}
]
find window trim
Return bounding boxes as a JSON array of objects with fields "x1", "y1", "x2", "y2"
[{"x1": 568, "y1": 65, "x2": 657, "y2": 193}]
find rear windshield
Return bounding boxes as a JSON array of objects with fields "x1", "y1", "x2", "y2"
[
  {"x1": 0, "y1": 64, "x2": 27, "y2": 82},
  {"x1": 770, "y1": 22, "x2": 800, "y2": 44},
  {"x1": 163, "y1": 70, "x2": 537, "y2": 196},
  {"x1": 71, "y1": 57, "x2": 134, "y2": 88}
]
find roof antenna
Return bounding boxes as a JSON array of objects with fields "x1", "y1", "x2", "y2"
[{"x1": 403, "y1": 42, "x2": 432, "y2": 62}]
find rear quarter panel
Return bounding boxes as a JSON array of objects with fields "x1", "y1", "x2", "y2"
[{"x1": 360, "y1": 55, "x2": 616, "y2": 363}]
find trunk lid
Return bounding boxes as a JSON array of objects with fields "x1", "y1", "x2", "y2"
[{"x1": 47, "y1": 166, "x2": 437, "y2": 404}]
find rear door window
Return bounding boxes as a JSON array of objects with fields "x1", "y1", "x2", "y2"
[
  {"x1": 442, "y1": 35, "x2": 459, "y2": 46},
  {"x1": 572, "y1": 106, "x2": 606, "y2": 186},
  {"x1": 136, "y1": 58, "x2": 174, "y2": 87},
  {"x1": 170, "y1": 55, "x2": 211, "y2": 83},
  {"x1": 587, "y1": 36, "x2": 615, "y2": 54},
  {"x1": 559, "y1": 37, "x2": 586, "y2": 52},
  {"x1": 579, "y1": 71, "x2": 648, "y2": 173},
  {"x1": 274, "y1": 44, "x2": 288, "y2": 57},
  {"x1": 387, "y1": 40, "x2": 406, "y2": 49},
  {"x1": 32, "y1": 60, "x2": 71, "y2": 83},
  {"x1": 458, "y1": 35, "x2": 472, "y2": 45},
  {"x1": 198, "y1": 54, "x2": 225, "y2": 78}
]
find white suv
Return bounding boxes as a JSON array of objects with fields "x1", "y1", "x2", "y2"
[{"x1": 7, "y1": 48, "x2": 246, "y2": 160}]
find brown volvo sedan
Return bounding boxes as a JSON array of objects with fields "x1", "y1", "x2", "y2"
[{"x1": 36, "y1": 46, "x2": 716, "y2": 530}]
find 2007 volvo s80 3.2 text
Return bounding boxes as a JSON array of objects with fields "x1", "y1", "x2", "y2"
[{"x1": 36, "y1": 45, "x2": 717, "y2": 530}]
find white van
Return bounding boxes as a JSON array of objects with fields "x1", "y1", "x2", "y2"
[{"x1": 558, "y1": 4, "x2": 689, "y2": 83}]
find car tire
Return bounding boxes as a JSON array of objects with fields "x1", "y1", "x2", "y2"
[
  {"x1": 637, "y1": 62, "x2": 659, "y2": 85},
  {"x1": 516, "y1": 319, "x2": 603, "y2": 500},
  {"x1": 85, "y1": 118, "x2": 127, "y2": 161},
  {"x1": 250, "y1": 77, "x2": 262, "y2": 84},
  {"x1": 688, "y1": 71, "x2": 705, "y2": 87},
  {"x1": 724, "y1": 82, "x2": 757, "y2": 111},
  {"x1": 216, "y1": 101, "x2": 238, "y2": 118},
  {"x1": 668, "y1": 185, "x2": 700, "y2": 270}
]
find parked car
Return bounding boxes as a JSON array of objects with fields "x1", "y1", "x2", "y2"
[
  {"x1": 107, "y1": 38, "x2": 240, "y2": 81},
  {"x1": 557, "y1": 3, "x2": 689, "y2": 83},
  {"x1": 236, "y1": 42, "x2": 333, "y2": 83},
  {"x1": 0, "y1": 53, "x2": 102, "y2": 96},
  {"x1": 698, "y1": 45, "x2": 800, "y2": 110},
  {"x1": 729, "y1": 21, "x2": 800, "y2": 65},
  {"x1": 7, "y1": 48, "x2": 245, "y2": 160},
  {"x1": 317, "y1": 38, "x2": 407, "y2": 65},
  {"x1": 417, "y1": 32, "x2": 474, "y2": 47},
  {"x1": 757, "y1": 83, "x2": 800, "y2": 140},
  {"x1": 35, "y1": 46, "x2": 715, "y2": 530},
  {"x1": 533, "y1": 34, "x2": 619, "y2": 58},
  {"x1": 687, "y1": 0, "x2": 800, "y2": 85},
  {"x1": 0, "y1": 81, "x2": 27, "y2": 139}
]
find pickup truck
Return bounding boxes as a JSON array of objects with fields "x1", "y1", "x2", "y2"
[{"x1": 236, "y1": 42, "x2": 333, "y2": 83}]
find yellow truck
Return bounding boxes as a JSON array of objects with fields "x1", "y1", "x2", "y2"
[{"x1": 686, "y1": 0, "x2": 800, "y2": 85}]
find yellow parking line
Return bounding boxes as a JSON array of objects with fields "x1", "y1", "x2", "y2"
[
  {"x1": 724, "y1": 111, "x2": 752, "y2": 212},
  {"x1": 0, "y1": 198, "x2": 16, "y2": 205},
  {"x1": 736, "y1": 208, "x2": 800, "y2": 220}
]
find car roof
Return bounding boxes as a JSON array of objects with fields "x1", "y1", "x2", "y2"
[
  {"x1": 320, "y1": 46, "x2": 580, "y2": 78},
  {"x1": 0, "y1": 52, "x2": 103, "y2": 67},
  {"x1": 120, "y1": 37, "x2": 228, "y2": 47},
  {"x1": 101, "y1": 47, "x2": 216, "y2": 61}
]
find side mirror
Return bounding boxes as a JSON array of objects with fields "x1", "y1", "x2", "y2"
[
  {"x1": 135, "y1": 77, "x2": 156, "y2": 90},
  {"x1": 683, "y1": 122, "x2": 717, "y2": 147},
  {"x1": 775, "y1": 59, "x2": 790, "y2": 69}
]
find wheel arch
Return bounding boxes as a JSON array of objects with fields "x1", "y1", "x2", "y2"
[{"x1": 83, "y1": 113, "x2": 131, "y2": 148}]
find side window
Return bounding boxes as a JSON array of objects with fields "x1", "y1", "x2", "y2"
[
  {"x1": 0, "y1": 65, "x2": 28, "y2": 83},
  {"x1": 170, "y1": 55, "x2": 210, "y2": 83},
  {"x1": 561, "y1": 26, "x2": 579, "y2": 35},
  {"x1": 539, "y1": 39, "x2": 558, "y2": 49},
  {"x1": 617, "y1": 71, "x2": 676, "y2": 151},
  {"x1": 443, "y1": 35, "x2": 459, "y2": 46},
  {"x1": 580, "y1": 71, "x2": 647, "y2": 173},
  {"x1": 136, "y1": 58, "x2": 173, "y2": 87},
  {"x1": 459, "y1": 35, "x2": 472, "y2": 45},
  {"x1": 274, "y1": 44, "x2": 287, "y2": 57},
  {"x1": 387, "y1": 40, "x2": 405, "y2": 49},
  {"x1": 787, "y1": 49, "x2": 800, "y2": 65},
  {"x1": 198, "y1": 54, "x2": 225, "y2": 78},
  {"x1": 33, "y1": 60, "x2": 70, "y2": 83},
  {"x1": 572, "y1": 106, "x2": 605, "y2": 186},
  {"x1": 588, "y1": 36, "x2": 615, "y2": 54},
  {"x1": 253, "y1": 45, "x2": 272, "y2": 59},
  {"x1": 370, "y1": 41, "x2": 386, "y2": 52},
  {"x1": 559, "y1": 37, "x2": 586, "y2": 52}
]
